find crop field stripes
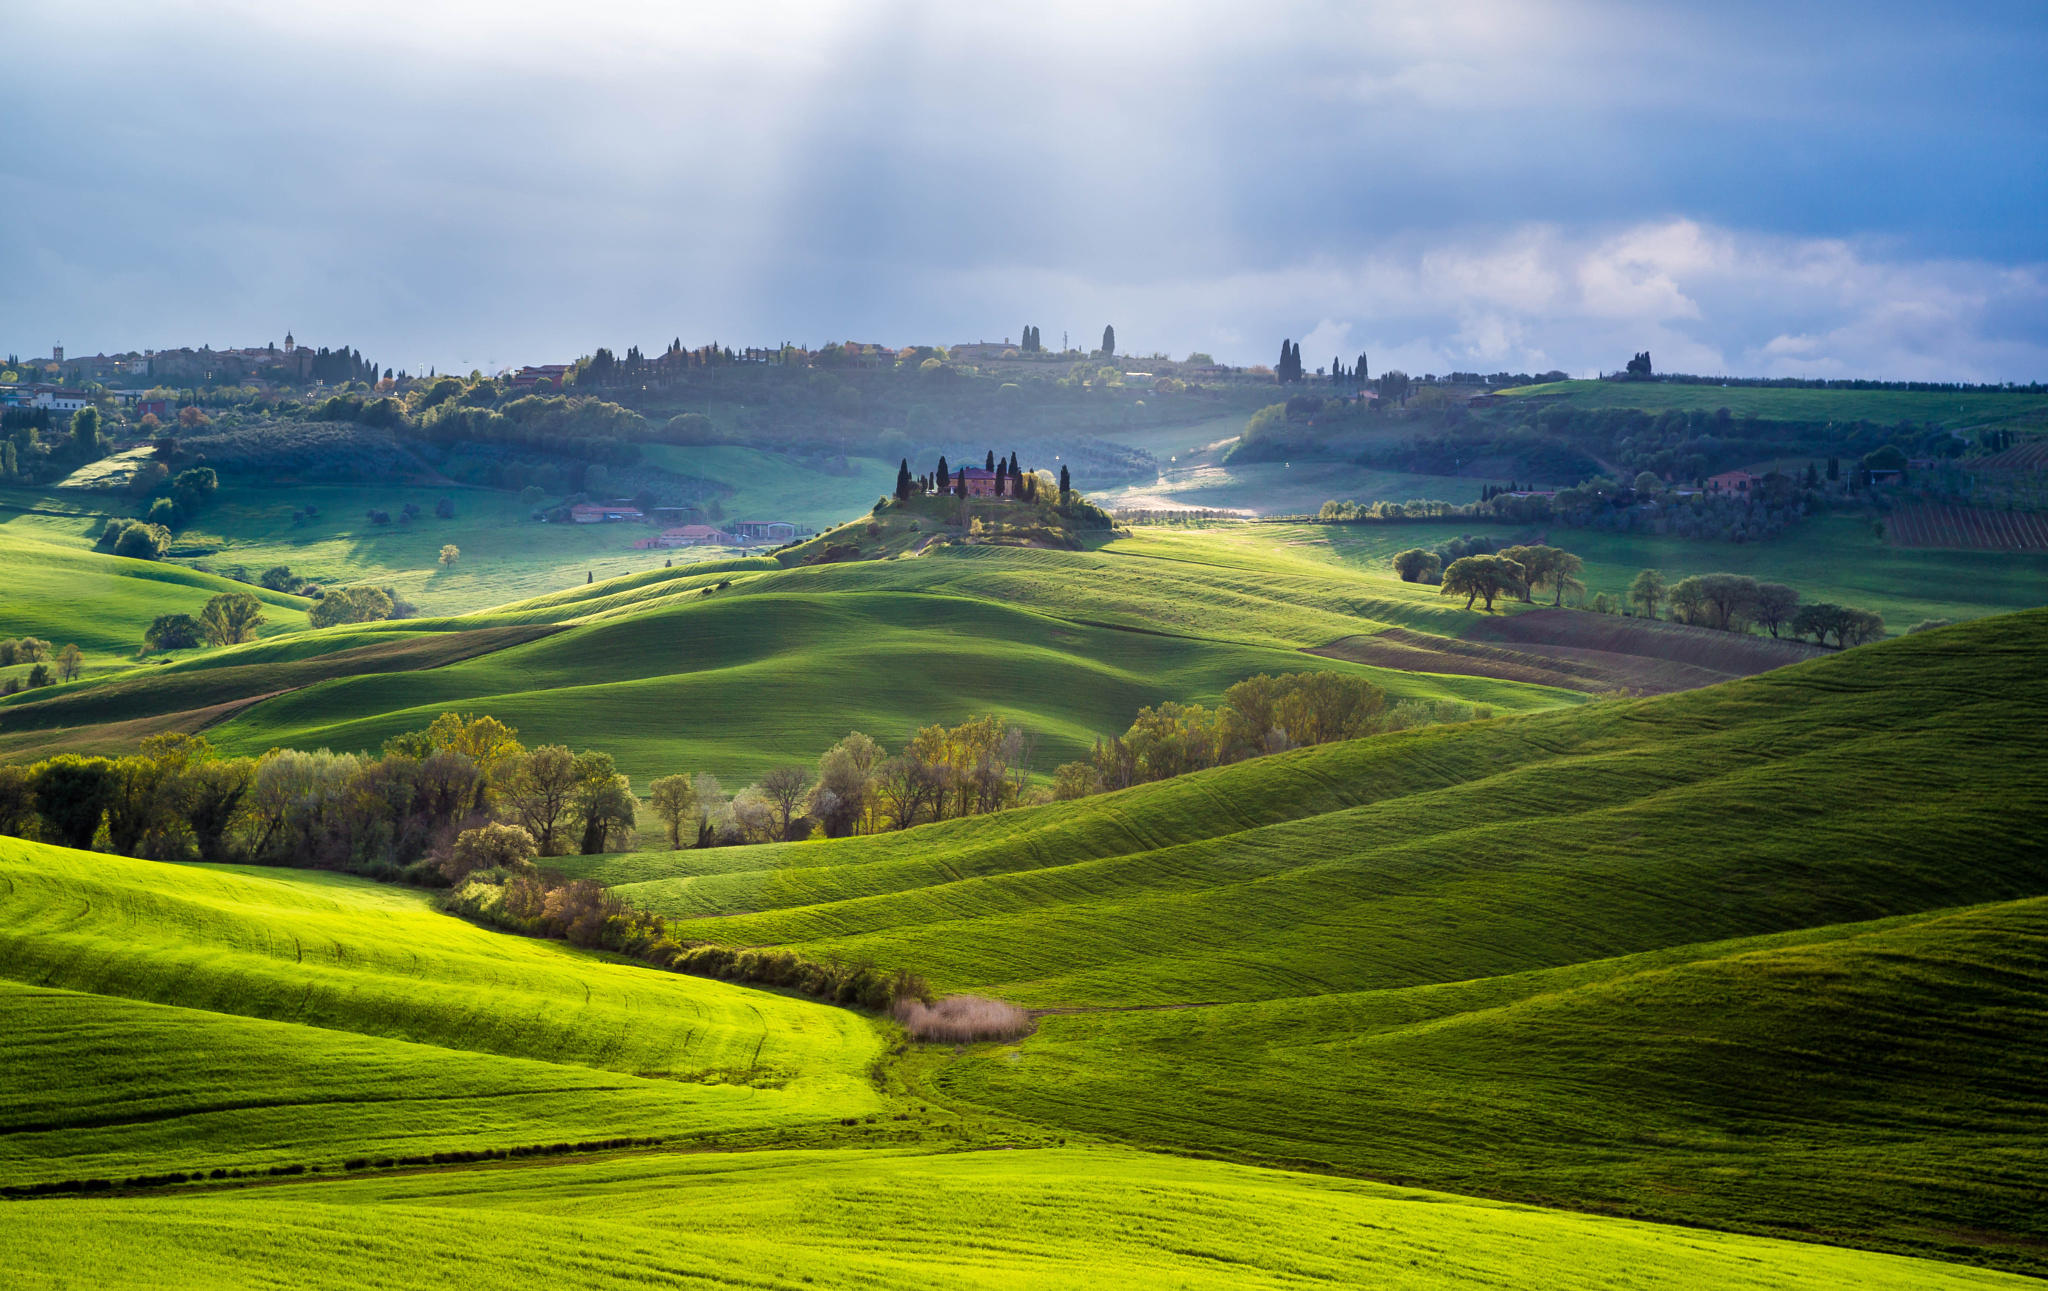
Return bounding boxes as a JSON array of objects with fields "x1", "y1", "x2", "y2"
[{"x1": 1887, "y1": 503, "x2": 2048, "y2": 550}]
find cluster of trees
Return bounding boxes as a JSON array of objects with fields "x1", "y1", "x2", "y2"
[
  {"x1": 0, "y1": 715, "x2": 629, "y2": 877},
  {"x1": 643, "y1": 716, "x2": 1039, "y2": 846},
  {"x1": 1624, "y1": 351, "x2": 1654, "y2": 378},
  {"x1": 1626, "y1": 569, "x2": 1885, "y2": 646},
  {"x1": 0, "y1": 636, "x2": 82, "y2": 693},
  {"x1": 1020, "y1": 325, "x2": 1043, "y2": 353},
  {"x1": 141, "y1": 592, "x2": 267, "y2": 653},
  {"x1": 1395, "y1": 542, "x2": 1584, "y2": 611},
  {"x1": 896, "y1": 449, "x2": 1061, "y2": 502},
  {"x1": 1275, "y1": 340, "x2": 1306, "y2": 383},
  {"x1": 1051, "y1": 672, "x2": 1485, "y2": 797}
]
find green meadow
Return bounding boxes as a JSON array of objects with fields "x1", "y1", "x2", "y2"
[
  {"x1": 1279, "y1": 514, "x2": 2048, "y2": 628},
  {"x1": 1492, "y1": 378, "x2": 2048, "y2": 429},
  {"x1": 565, "y1": 611, "x2": 2048, "y2": 1269},
  {"x1": 1, "y1": 467, "x2": 2045, "y2": 1286},
  {"x1": 6, "y1": 1147, "x2": 2027, "y2": 1291}
]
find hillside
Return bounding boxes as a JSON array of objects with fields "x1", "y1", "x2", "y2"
[
  {"x1": 562, "y1": 611, "x2": 2048, "y2": 1269},
  {"x1": 0, "y1": 845, "x2": 2030, "y2": 1290},
  {"x1": 2, "y1": 526, "x2": 1585, "y2": 782}
]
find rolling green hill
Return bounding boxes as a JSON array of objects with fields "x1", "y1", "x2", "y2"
[
  {"x1": 4, "y1": 526, "x2": 1584, "y2": 782},
  {"x1": 561, "y1": 610, "x2": 2048, "y2": 1269},
  {"x1": 5, "y1": 1146, "x2": 2026, "y2": 1291}
]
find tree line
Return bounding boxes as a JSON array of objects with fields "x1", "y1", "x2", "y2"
[{"x1": 1049, "y1": 672, "x2": 1489, "y2": 798}]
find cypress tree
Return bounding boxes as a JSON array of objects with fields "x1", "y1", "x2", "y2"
[
  {"x1": 1008, "y1": 450, "x2": 1020, "y2": 476},
  {"x1": 995, "y1": 459, "x2": 1008, "y2": 496},
  {"x1": 895, "y1": 458, "x2": 913, "y2": 502},
  {"x1": 1101, "y1": 324, "x2": 1115, "y2": 357},
  {"x1": 1059, "y1": 463, "x2": 1071, "y2": 501},
  {"x1": 937, "y1": 455, "x2": 950, "y2": 486},
  {"x1": 985, "y1": 450, "x2": 996, "y2": 471}
]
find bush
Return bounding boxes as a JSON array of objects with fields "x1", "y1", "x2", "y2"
[
  {"x1": 440, "y1": 822, "x2": 538, "y2": 884},
  {"x1": 892, "y1": 995, "x2": 1032, "y2": 1043}
]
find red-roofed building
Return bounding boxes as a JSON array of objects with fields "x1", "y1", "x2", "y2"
[{"x1": 1706, "y1": 470, "x2": 1759, "y2": 494}]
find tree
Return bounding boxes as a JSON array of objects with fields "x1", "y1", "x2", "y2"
[
  {"x1": 182, "y1": 756, "x2": 255, "y2": 862},
  {"x1": 1390, "y1": 548, "x2": 1441, "y2": 583},
  {"x1": 0, "y1": 763, "x2": 38, "y2": 838},
  {"x1": 259, "y1": 564, "x2": 297, "y2": 592},
  {"x1": 1059, "y1": 463, "x2": 1071, "y2": 502},
  {"x1": 894, "y1": 458, "x2": 913, "y2": 502},
  {"x1": 199, "y1": 592, "x2": 265, "y2": 646},
  {"x1": 1669, "y1": 573, "x2": 1759, "y2": 632},
  {"x1": 1100, "y1": 325, "x2": 1115, "y2": 358},
  {"x1": 308, "y1": 585, "x2": 395, "y2": 628},
  {"x1": 26, "y1": 663, "x2": 52, "y2": 688},
  {"x1": 31, "y1": 755, "x2": 116, "y2": 850},
  {"x1": 1751, "y1": 582, "x2": 1800, "y2": 638},
  {"x1": 1376, "y1": 370, "x2": 1411, "y2": 405},
  {"x1": 648, "y1": 773, "x2": 699, "y2": 848},
  {"x1": 503, "y1": 745, "x2": 579, "y2": 854},
  {"x1": 170, "y1": 467, "x2": 217, "y2": 516},
  {"x1": 56, "y1": 643, "x2": 82, "y2": 681},
  {"x1": 759, "y1": 766, "x2": 811, "y2": 840},
  {"x1": 1439, "y1": 555, "x2": 1523, "y2": 611},
  {"x1": 70, "y1": 406, "x2": 105, "y2": 460},
  {"x1": 14, "y1": 636, "x2": 50, "y2": 663},
  {"x1": 1632, "y1": 471, "x2": 1663, "y2": 495},
  {"x1": 1625, "y1": 351, "x2": 1653, "y2": 378},
  {"x1": 1628, "y1": 569, "x2": 1668, "y2": 619},
  {"x1": 144, "y1": 613, "x2": 204, "y2": 652},
  {"x1": 1051, "y1": 762, "x2": 1100, "y2": 801},
  {"x1": 441, "y1": 822, "x2": 538, "y2": 884},
  {"x1": 936, "y1": 455, "x2": 950, "y2": 488},
  {"x1": 439, "y1": 544, "x2": 460, "y2": 567},
  {"x1": 571, "y1": 751, "x2": 635, "y2": 854}
]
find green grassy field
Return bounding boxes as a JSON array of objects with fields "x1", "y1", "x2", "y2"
[
  {"x1": 5, "y1": 1146, "x2": 2026, "y2": 1291},
  {"x1": 1, "y1": 612, "x2": 2043, "y2": 1284},
  {"x1": 0, "y1": 524, "x2": 1577, "y2": 781},
  {"x1": 560, "y1": 611, "x2": 2048, "y2": 1269},
  {"x1": 1492, "y1": 379, "x2": 2048, "y2": 429},
  {"x1": 1279, "y1": 515, "x2": 2048, "y2": 629},
  {"x1": 0, "y1": 522, "x2": 310, "y2": 658},
  {"x1": 0, "y1": 841, "x2": 889, "y2": 1186}
]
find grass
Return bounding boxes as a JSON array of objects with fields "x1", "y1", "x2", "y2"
[
  {"x1": 202, "y1": 587, "x2": 1565, "y2": 783},
  {"x1": 1491, "y1": 379, "x2": 2048, "y2": 430},
  {"x1": 559, "y1": 611, "x2": 2048, "y2": 1270},
  {"x1": 1277, "y1": 514, "x2": 2048, "y2": 630},
  {"x1": 0, "y1": 841, "x2": 888, "y2": 1185},
  {"x1": 0, "y1": 521, "x2": 310, "y2": 658},
  {"x1": 1, "y1": 1146, "x2": 2029, "y2": 1290}
]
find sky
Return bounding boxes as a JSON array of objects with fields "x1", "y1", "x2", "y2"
[{"x1": 4, "y1": 0, "x2": 2044, "y2": 380}]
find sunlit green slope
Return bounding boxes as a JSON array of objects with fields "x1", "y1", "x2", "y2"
[
  {"x1": 576, "y1": 610, "x2": 2048, "y2": 1005},
  {"x1": 0, "y1": 841, "x2": 884, "y2": 1185},
  {"x1": 4, "y1": 1147, "x2": 2027, "y2": 1291},
  {"x1": 562, "y1": 611, "x2": 2048, "y2": 1270}
]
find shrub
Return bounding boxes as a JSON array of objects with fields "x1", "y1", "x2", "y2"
[
  {"x1": 892, "y1": 995, "x2": 1032, "y2": 1044},
  {"x1": 440, "y1": 822, "x2": 538, "y2": 884}
]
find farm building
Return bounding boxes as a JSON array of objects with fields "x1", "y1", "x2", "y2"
[
  {"x1": 570, "y1": 504, "x2": 645, "y2": 524},
  {"x1": 1706, "y1": 470, "x2": 1759, "y2": 493},
  {"x1": 730, "y1": 520, "x2": 798, "y2": 543},
  {"x1": 637, "y1": 525, "x2": 735, "y2": 549}
]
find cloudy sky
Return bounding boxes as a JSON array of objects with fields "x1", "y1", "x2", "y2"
[{"x1": 5, "y1": 0, "x2": 2044, "y2": 379}]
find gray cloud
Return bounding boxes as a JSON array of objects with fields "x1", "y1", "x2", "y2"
[{"x1": 3, "y1": 1, "x2": 2041, "y2": 378}]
